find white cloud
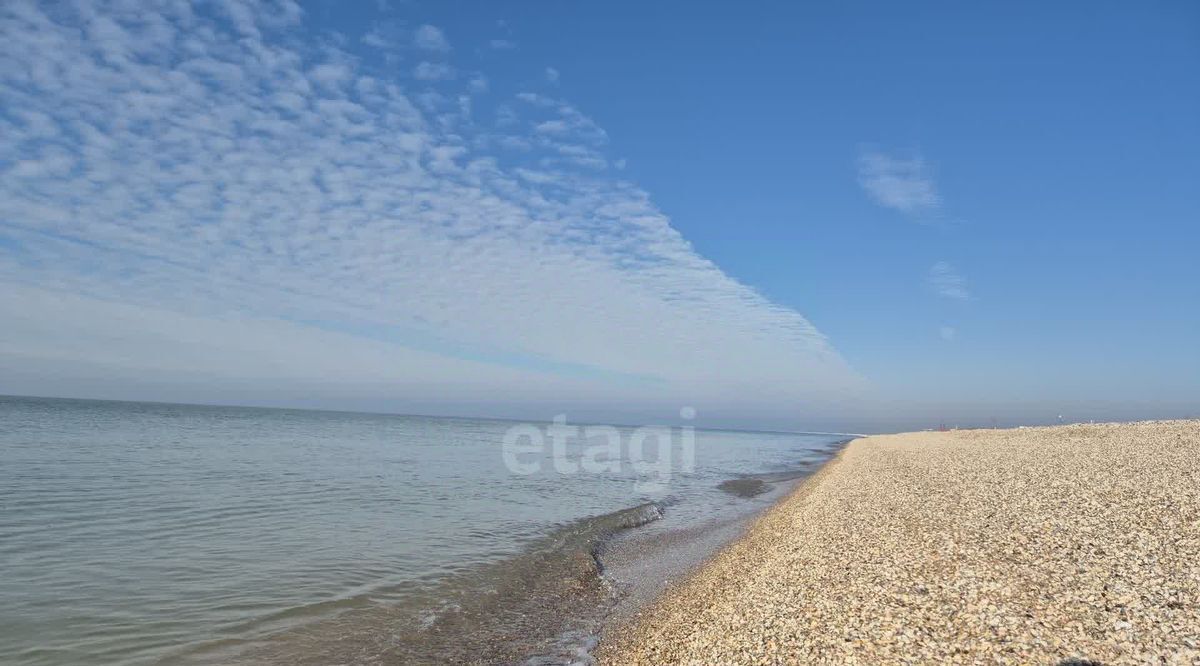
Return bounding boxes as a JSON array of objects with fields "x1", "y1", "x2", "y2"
[
  {"x1": 927, "y1": 262, "x2": 971, "y2": 301},
  {"x1": 414, "y1": 61, "x2": 455, "y2": 81},
  {"x1": 939, "y1": 326, "x2": 957, "y2": 341},
  {"x1": 489, "y1": 39, "x2": 516, "y2": 50},
  {"x1": 0, "y1": 0, "x2": 864, "y2": 419},
  {"x1": 858, "y1": 150, "x2": 940, "y2": 216},
  {"x1": 545, "y1": 67, "x2": 559, "y2": 83},
  {"x1": 361, "y1": 20, "x2": 409, "y2": 57},
  {"x1": 361, "y1": 28, "x2": 388, "y2": 49},
  {"x1": 309, "y1": 62, "x2": 352, "y2": 89},
  {"x1": 518, "y1": 94, "x2": 608, "y2": 145},
  {"x1": 413, "y1": 24, "x2": 450, "y2": 52},
  {"x1": 535, "y1": 119, "x2": 569, "y2": 134}
]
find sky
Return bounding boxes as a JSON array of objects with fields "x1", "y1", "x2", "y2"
[{"x1": 1, "y1": 0, "x2": 1197, "y2": 432}]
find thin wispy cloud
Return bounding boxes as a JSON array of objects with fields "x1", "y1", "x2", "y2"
[
  {"x1": 858, "y1": 150, "x2": 940, "y2": 217},
  {"x1": 362, "y1": 29, "x2": 389, "y2": 49},
  {"x1": 413, "y1": 24, "x2": 450, "y2": 52},
  {"x1": 545, "y1": 67, "x2": 560, "y2": 83},
  {"x1": 0, "y1": 0, "x2": 863, "y2": 416},
  {"x1": 928, "y1": 262, "x2": 971, "y2": 301},
  {"x1": 940, "y1": 326, "x2": 957, "y2": 341},
  {"x1": 414, "y1": 61, "x2": 455, "y2": 81},
  {"x1": 361, "y1": 20, "x2": 408, "y2": 54}
]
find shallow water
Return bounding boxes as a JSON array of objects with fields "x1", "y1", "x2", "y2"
[{"x1": 0, "y1": 395, "x2": 847, "y2": 664}]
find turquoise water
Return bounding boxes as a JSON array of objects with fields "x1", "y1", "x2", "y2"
[{"x1": 0, "y1": 395, "x2": 846, "y2": 664}]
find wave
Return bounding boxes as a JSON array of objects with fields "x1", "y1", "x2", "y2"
[
  {"x1": 716, "y1": 437, "x2": 855, "y2": 498},
  {"x1": 186, "y1": 441, "x2": 854, "y2": 665},
  {"x1": 212, "y1": 502, "x2": 667, "y2": 665}
]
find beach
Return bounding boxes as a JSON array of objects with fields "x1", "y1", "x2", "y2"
[{"x1": 601, "y1": 420, "x2": 1200, "y2": 664}]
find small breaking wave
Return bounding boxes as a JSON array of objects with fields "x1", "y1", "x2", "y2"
[
  {"x1": 218, "y1": 502, "x2": 666, "y2": 665},
  {"x1": 716, "y1": 438, "x2": 854, "y2": 498}
]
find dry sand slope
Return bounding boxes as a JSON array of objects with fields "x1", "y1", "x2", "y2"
[{"x1": 602, "y1": 420, "x2": 1200, "y2": 665}]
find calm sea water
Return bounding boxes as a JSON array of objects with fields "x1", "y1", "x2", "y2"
[{"x1": 0, "y1": 395, "x2": 847, "y2": 665}]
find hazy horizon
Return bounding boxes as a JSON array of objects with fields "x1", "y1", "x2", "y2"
[{"x1": 4, "y1": 392, "x2": 1195, "y2": 437}]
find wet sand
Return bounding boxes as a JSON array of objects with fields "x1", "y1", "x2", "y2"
[
  {"x1": 598, "y1": 478, "x2": 805, "y2": 633},
  {"x1": 601, "y1": 420, "x2": 1200, "y2": 664}
]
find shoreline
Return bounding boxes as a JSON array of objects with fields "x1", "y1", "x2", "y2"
[
  {"x1": 599, "y1": 420, "x2": 1200, "y2": 664},
  {"x1": 591, "y1": 435, "x2": 857, "y2": 660},
  {"x1": 588, "y1": 437, "x2": 857, "y2": 661}
]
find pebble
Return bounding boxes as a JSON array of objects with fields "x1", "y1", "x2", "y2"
[{"x1": 599, "y1": 420, "x2": 1200, "y2": 665}]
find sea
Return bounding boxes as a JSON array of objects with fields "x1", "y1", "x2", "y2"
[{"x1": 0, "y1": 395, "x2": 850, "y2": 665}]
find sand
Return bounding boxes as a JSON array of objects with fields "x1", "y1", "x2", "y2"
[{"x1": 600, "y1": 420, "x2": 1200, "y2": 665}]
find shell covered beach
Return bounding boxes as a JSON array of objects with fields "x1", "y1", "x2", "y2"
[{"x1": 602, "y1": 420, "x2": 1200, "y2": 665}]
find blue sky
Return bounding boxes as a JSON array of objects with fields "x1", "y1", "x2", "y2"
[{"x1": 1, "y1": 1, "x2": 1197, "y2": 430}]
